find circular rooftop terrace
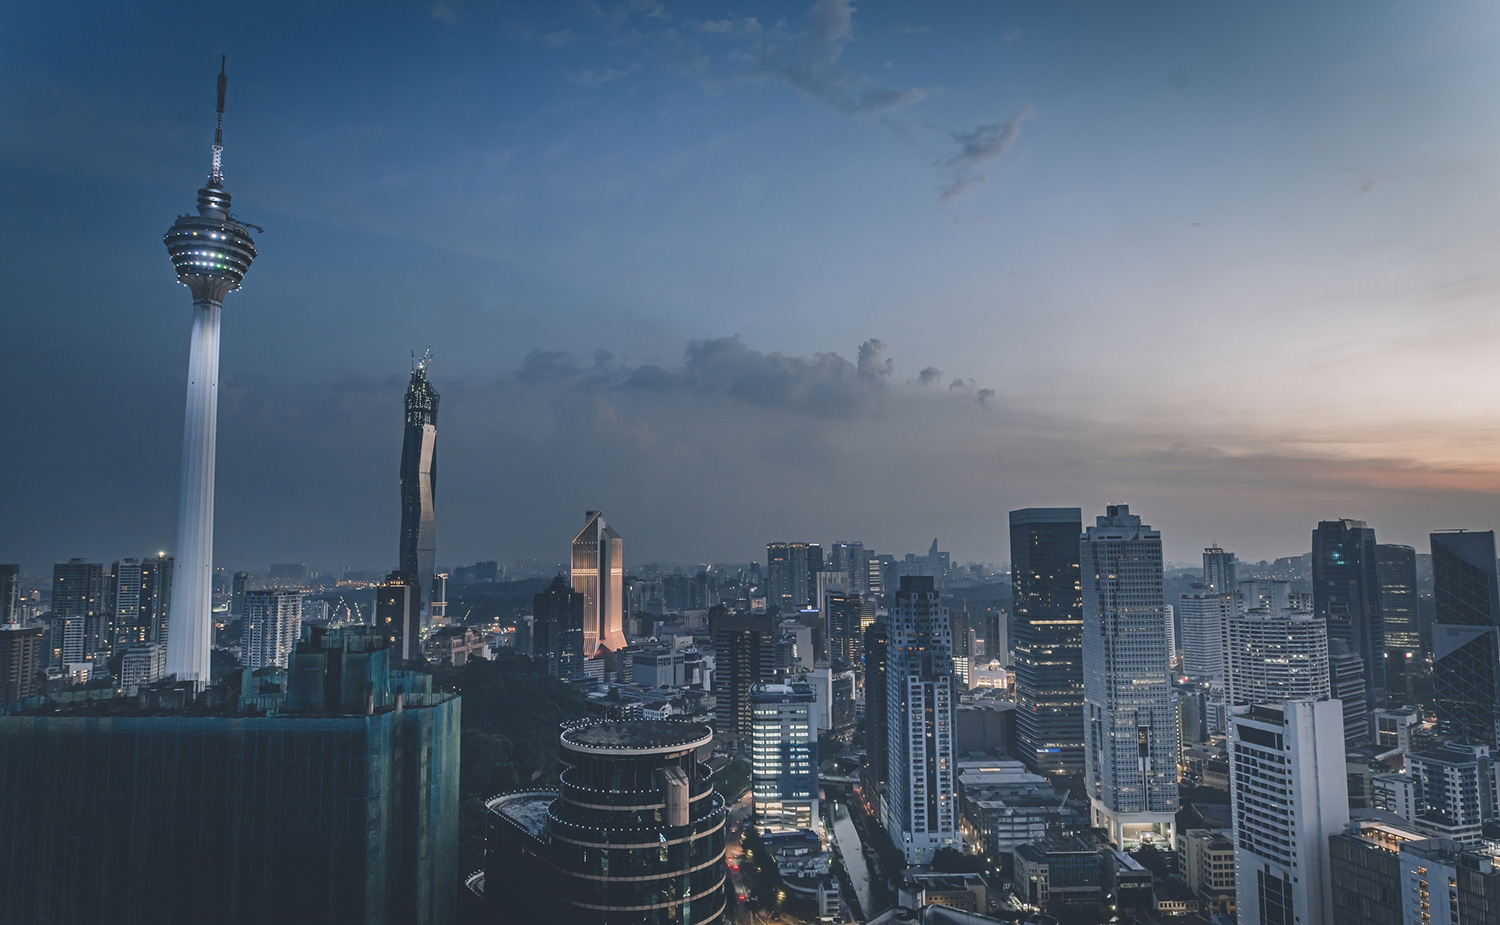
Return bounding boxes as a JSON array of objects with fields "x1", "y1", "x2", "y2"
[{"x1": 561, "y1": 720, "x2": 713, "y2": 756}]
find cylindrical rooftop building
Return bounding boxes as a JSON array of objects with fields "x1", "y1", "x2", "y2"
[{"x1": 478, "y1": 719, "x2": 726, "y2": 925}]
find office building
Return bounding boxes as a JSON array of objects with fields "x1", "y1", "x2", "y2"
[
  {"x1": 479, "y1": 720, "x2": 726, "y2": 925},
  {"x1": 241, "y1": 589, "x2": 304, "y2": 670},
  {"x1": 865, "y1": 619, "x2": 889, "y2": 788},
  {"x1": 112, "y1": 559, "x2": 145, "y2": 649},
  {"x1": 1311, "y1": 519, "x2": 1385, "y2": 716},
  {"x1": 713, "y1": 613, "x2": 775, "y2": 740},
  {"x1": 230, "y1": 569, "x2": 250, "y2": 621},
  {"x1": 0, "y1": 625, "x2": 460, "y2": 925},
  {"x1": 1182, "y1": 828, "x2": 1236, "y2": 913},
  {"x1": 751, "y1": 680, "x2": 819, "y2": 833},
  {"x1": 376, "y1": 571, "x2": 420, "y2": 662},
  {"x1": 50, "y1": 559, "x2": 105, "y2": 669},
  {"x1": 1008, "y1": 507, "x2": 1085, "y2": 780},
  {"x1": 766, "y1": 542, "x2": 823, "y2": 613},
  {"x1": 0, "y1": 621, "x2": 43, "y2": 704},
  {"x1": 1430, "y1": 530, "x2": 1500, "y2": 748},
  {"x1": 884, "y1": 575, "x2": 959, "y2": 864},
  {"x1": 1397, "y1": 838, "x2": 1500, "y2": 925},
  {"x1": 573, "y1": 510, "x2": 625, "y2": 655},
  {"x1": 829, "y1": 542, "x2": 870, "y2": 595},
  {"x1": 1081, "y1": 505, "x2": 1177, "y2": 848},
  {"x1": 1331, "y1": 640, "x2": 1372, "y2": 746},
  {"x1": 1228, "y1": 700, "x2": 1349, "y2": 925},
  {"x1": 1203, "y1": 545, "x2": 1237, "y2": 595},
  {"x1": 1376, "y1": 544, "x2": 1420, "y2": 702},
  {"x1": 1180, "y1": 589, "x2": 1232, "y2": 683},
  {"x1": 120, "y1": 643, "x2": 166, "y2": 687},
  {"x1": 399, "y1": 352, "x2": 439, "y2": 625},
  {"x1": 161, "y1": 62, "x2": 256, "y2": 685},
  {"x1": 811, "y1": 661, "x2": 856, "y2": 734},
  {"x1": 1223, "y1": 608, "x2": 1330, "y2": 706},
  {"x1": 533, "y1": 574, "x2": 585, "y2": 679},
  {"x1": 958, "y1": 762, "x2": 1082, "y2": 862}
]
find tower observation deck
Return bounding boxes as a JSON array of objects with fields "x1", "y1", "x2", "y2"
[{"x1": 161, "y1": 57, "x2": 257, "y2": 685}]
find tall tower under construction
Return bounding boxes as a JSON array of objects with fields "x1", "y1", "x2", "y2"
[
  {"x1": 399, "y1": 352, "x2": 439, "y2": 627},
  {"x1": 161, "y1": 58, "x2": 257, "y2": 684}
]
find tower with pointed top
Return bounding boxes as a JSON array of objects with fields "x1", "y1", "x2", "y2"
[
  {"x1": 399, "y1": 351, "x2": 439, "y2": 627},
  {"x1": 161, "y1": 58, "x2": 257, "y2": 685},
  {"x1": 572, "y1": 511, "x2": 625, "y2": 655}
]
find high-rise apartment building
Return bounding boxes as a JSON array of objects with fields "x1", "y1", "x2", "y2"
[
  {"x1": 230, "y1": 570, "x2": 250, "y2": 621},
  {"x1": 1229, "y1": 700, "x2": 1349, "y2": 925},
  {"x1": 1312, "y1": 519, "x2": 1385, "y2": 715},
  {"x1": 399, "y1": 354, "x2": 439, "y2": 626},
  {"x1": 766, "y1": 542, "x2": 823, "y2": 612},
  {"x1": 242, "y1": 589, "x2": 304, "y2": 670},
  {"x1": 1009, "y1": 507, "x2": 1085, "y2": 780},
  {"x1": 162, "y1": 62, "x2": 256, "y2": 686},
  {"x1": 751, "y1": 680, "x2": 819, "y2": 834},
  {"x1": 120, "y1": 644, "x2": 166, "y2": 687},
  {"x1": 1081, "y1": 505, "x2": 1178, "y2": 848},
  {"x1": 0, "y1": 621, "x2": 43, "y2": 705},
  {"x1": 827, "y1": 592, "x2": 863, "y2": 664},
  {"x1": 376, "y1": 571, "x2": 420, "y2": 662},
  {"x1": 1224, "y1": 608, "x2": 1331, "y2": 706},
  {"x1": 1376, "y1": 543, "x2": 1419, "y2": 702},
  {"x1": 533, "y1": 574, "x2": 585, "y2": 680},
  {"x1": 0, "y1": 565, "x2": 18, "y2": 626},
  {"x1": 713, "y1": 614, "x2": 775, "y2": 741},
  {"x1": 1179, "y1": 589, "x2": 1233, "y2": 683},
  {"x1": 1330, "y1": 641, "x2": 1372, "y2": 747},
  {"x1": 1429, "y1": 530, "x2": 1500, "y2": 748},
  {"x1": 884, "y1": 575, "x2": 958, "y2": 864},
  {"x1": 112, "y1": 559, "x2": 145, "y2": 649},
  {"x1": 573, "y1": 511, "x2": 626, "y2": 655},
  {"x1": 1406, "y1": 743, "x2": 1497, "y2": 844},
  {"x1": 829, "y1": 542, "x2": 870, "y2": 595},
  {"x1": 1203, "y1": 546, "x2": 1237, "y2": 595},
  {"x1": 141, "y1": 554, "x2": 173, "y2": 647},
  {"x1": 50, "y1": 559, "x2": 105, "y2": 669}
]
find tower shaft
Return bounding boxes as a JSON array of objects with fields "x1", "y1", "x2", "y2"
[{"x1": 164, "y1": 298, "x2": 222, "y2": 683}]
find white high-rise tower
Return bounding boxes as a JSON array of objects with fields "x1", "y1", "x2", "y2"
[{"x1": 161, "y1": 58, "x2": 257, "y2": 685}]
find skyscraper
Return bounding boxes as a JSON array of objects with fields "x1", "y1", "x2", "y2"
[
  {"x1": 864, "y1": 619, "x2": 889, "y2": 789},
  {"x1": 0, "y1": 565, "x2": 18, "y2": 626},
  {"x1": 751, "y1": 680, "x2": 819, "y2": 834},
  {"x1": 1081, "y1": 504, "x2": 1178, "y2": 848},
  {"x1": 713, "y1": 613, "x2": 775, "y2": 741},
  {"x1": 766, "y1": 542, "x2": 823, "y2": 612},
  {"x1": 1228, "y1": 700, "x2": 1349, "y2": 925},
  {"x1": 572, "y1": 511, "x2": 625, "y2": 655},
  {"x1": 1009, "y1": 507, "x2": 1085, "y2": 781},
  {"x1": 242, "y1": 589, "x2": 304, "y2": 670},
  {"x1": 826, "y1": 592, "x2": 863, "y2": 664},
  {"x1": 112, "y1": 559, "x2": 145, "y2": 648},
  {"x1": 140, "y1": 553, "x2": 173, "y2": 646},
  {"x1": 884, "y1": 576, "x2": 958, "y2": 864},
  {"x1": 1202, "y1": 545, "x2": 1237, "y2": 595},
  {"x1": 1376, "y1": 543, "x2": 1420, "y2": 704},
  {"x1": 1223, "y1": 609, "x2": 1330, "y2": 706},
  {"x1": 376, "y1": 571, "x2": 420, "y2": 662},
  {"x1": 1311, "y1": 519, "x2": 1385, "y2": 714},
  {"x1": 399, "y1": 351, "x2": 439, "y2": 626},
  {"x1": 1429, "y1": 530, "x2": 1500, "y2": 747},
  {"x1": 0, "y1": 621, "x2": 43, "y2": 705}
]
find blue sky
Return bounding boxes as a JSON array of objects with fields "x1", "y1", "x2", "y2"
[{"x1": 4, "y1": 0, "x2": 1500, "y2": 573}]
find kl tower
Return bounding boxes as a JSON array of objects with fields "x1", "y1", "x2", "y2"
[{"x1": 162, "y1": 57, "x2": 258, "y2": 685}]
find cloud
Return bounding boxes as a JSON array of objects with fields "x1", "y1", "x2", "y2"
[
  {"x1": 516, "y1": 349, "x2": 581, "y2": 384},
  {"x1": 567, "y1": 65, "x2": 639, "y2": 86},
  {"x1": 918, "y1": 366, "x2": 942, "y2": 386},
  {"x1": 942, "y1": 104, "x2": 1033, "y2": 200},
  {"x1": 974, "y1": 388, "x2": 996, "y2": 408},
  {"x1": 948, "y1": 377, "x2": 970, "y2": 392},
  {"x1": 754, "y1": 0, "x2": 927, "y2": 117}
]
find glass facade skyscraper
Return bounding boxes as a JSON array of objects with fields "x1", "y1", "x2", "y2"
[
  {"x1": 1376, "y1": 543, "x2": 1420, "y2": 703},
  {"x1": 1009, "y1": 507, "x2": 1085, "y2": 780},
  {"x1": 399, "y1": 356, "x2": 439, "y2": 625},
  {"x1": 1311, "y1": 519, "x2": 1385, "y2": 721},
  {"x1": 1430, "y1": 530, "x2": 1500, "y2": 747},
  {"x1": 573, "y1": 510, "x2": 626, "y2": 655},
  {"x1": 751, "y1": 680, "x2": 819, "y2": 833},
  {"x1": 1081, "y1": 504, "x2": 1177, "y2": 849}
]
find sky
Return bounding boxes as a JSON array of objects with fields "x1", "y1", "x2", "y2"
[{"x1": 4, "y1": 0, "x2": 1500, "y2": 576}]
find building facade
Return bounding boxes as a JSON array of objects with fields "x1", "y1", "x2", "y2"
[
  {"x1": 242, "y1": 588, "x2": 303, "y2": 670},
  {"x1": 0, "y1": 622, "x2": 43, "y2": 704},
  {"x1": 1179, "y1": 589, "x2": 1233, "y2": 683},
  {"x1": 1376, "y1": 543, "x2": 1420, "y2": 702},
  {"x1": 1223, "y1": 608, "x2": 1331, "y2": 706},
  {"x1": 1311, "y1": 519, "x2": 1385, "y2": 716},
  {"x1": 376, "y1": 570, "x2": 421, "y2": 662},
  {"x1": 767, "y1": 542, "x2": 823, "y2": 613},
  {"x1": 1430, "y1": 530, "x2": 1500, "y2": 748},
  {"x1": 885, "y1": 576, "x2": 959, "y2": 864},
  {"x1": 573, "y1": 510, "x2": 626, "y2": 655},
  {"x1": 534, "y1": 574, "x2": 585, "y2": 680},
  {"x1": 1229, "y1": 700, "x2": 1349, "y2": 925},
  {"x1": 1080, "y1": 505, "x2": 1177, "y2": 848},
  {"x1": 1009, "y1": 507, "x2": 1085, "y2": 781},
  {"x1": 713, "y1": 614, "x2": 775, "y2": 740}
]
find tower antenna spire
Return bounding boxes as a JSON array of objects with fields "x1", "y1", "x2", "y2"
[{"x1": 211, "y1": 55, "x2": 227, "y2": 184}]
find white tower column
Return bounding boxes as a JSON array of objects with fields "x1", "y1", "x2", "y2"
[{"x1": 165, "y1": 297, "x2": 221, "y2": 684}]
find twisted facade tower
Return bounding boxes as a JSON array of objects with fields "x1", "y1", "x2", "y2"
[
  {"x1": 399, "y1": 353, "x2": 439, "y2": 627},
  {"x1": 162, "y1": 58, "x2": 257, "y2": 684}
]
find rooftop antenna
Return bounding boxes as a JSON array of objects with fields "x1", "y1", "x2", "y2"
[
  {"x1": 417, "y1": 347, "x2": 433, "y2": 373},
  {"x1": 211, "y1": 55, "x2": 227, "y2": 184}
]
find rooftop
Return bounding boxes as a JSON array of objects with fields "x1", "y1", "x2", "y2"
[{"x1": 561, "y1": 719, "x2": 713, "y2": 754}]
